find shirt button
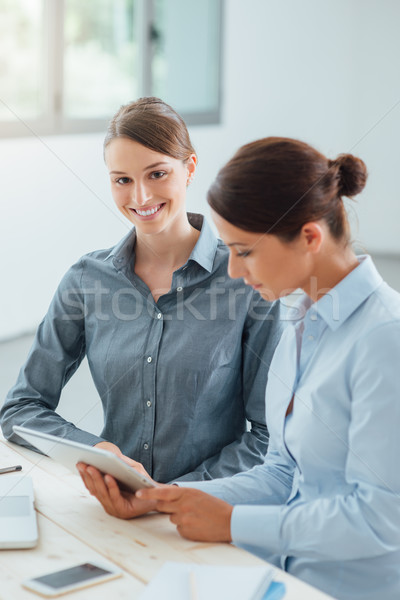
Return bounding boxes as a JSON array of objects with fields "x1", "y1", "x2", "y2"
[
  {"x1": 310, "y1": 314, "x2": 317, "y2": 321},
  {"x1": 147, "y1": 356, "x2": 152, "y2": 363},
  {"x1": 177, "y1": 286, "x2": 183, "y2": 292},
  {"x1": 307, "y1": 335, "x2": 314, "y2": 341},
  {"x1": 143, "y1": 443, "x2": 149, "y2": 450},
  {"x1": 146, "y1": 400, "x2": 152, "y2": 407},
  {"x1": 157, "y1": 312, "x2": 162, "y2": 319}
]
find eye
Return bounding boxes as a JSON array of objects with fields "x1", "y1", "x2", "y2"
[
  {"x1": 150, "y1": 170, "x2": 166, "y2": 180},
  {"x1": 236, "y1": 250, "x2": 252, "y2": 258},
  {"x1": 115, "y1": 177, "x2": 131, "y2": 185}
]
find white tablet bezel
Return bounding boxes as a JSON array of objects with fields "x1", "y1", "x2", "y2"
[{"x1": 12, "y1": 425, "x2": 155, "y2": 493}]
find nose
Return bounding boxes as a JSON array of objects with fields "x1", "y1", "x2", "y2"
[
  {"x1": 227, "y1": 252, "x2": 248, "y2": 280},
  {"x1": 132, "y1": 181, "x2": 151, "y2": 207}
]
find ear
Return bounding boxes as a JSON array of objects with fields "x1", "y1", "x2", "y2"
[
  {"x1": 186, "y1": 153, "x2": 197, "y2": 177},
  {"x1": 300, "y1": 222, "x2": 323, "y2": 253}
]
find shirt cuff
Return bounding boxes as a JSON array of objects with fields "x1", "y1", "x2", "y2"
[
  {"x1": 64, "y1": 429, "x2": 105, "y2": 447},
  {"x1": 172, "y1": 479, "x2": 231, "y2": 500},
  {"x1": 231, "y1": 504, "x2": 282, "y2": 557}
]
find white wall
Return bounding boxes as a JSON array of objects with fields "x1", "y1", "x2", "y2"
[{"x1": 1, "y1": 0, "x2": 400, "y2": 340}]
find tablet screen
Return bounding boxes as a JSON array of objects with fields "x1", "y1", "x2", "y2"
[{"x1": 0, "y1": 495, "x2": 30, "y2": 517}]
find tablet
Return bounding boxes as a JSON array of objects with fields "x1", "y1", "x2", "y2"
[
  {"x1": 0, "y1": 475, "x2": 38, "y2": 549},
  {"x1": 13, "y1": 425, "x2": 155, "y2": 493}
]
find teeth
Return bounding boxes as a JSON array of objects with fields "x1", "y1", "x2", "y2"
[{"x1": 135, "y1": 204, "x2": 162, "y2": 217}]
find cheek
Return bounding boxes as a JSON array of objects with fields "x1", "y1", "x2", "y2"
[{"x1": 112, "y1": 188, "x2": 127, "y2": 207}]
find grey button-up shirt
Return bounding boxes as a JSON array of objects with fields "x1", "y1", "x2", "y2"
[{"x1": 1, "y1": 214, "x2": 282, "y2": 482}]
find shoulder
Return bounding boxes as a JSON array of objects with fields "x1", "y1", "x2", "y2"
[
  {"x1": 65, "y1": 246, "x2": 115, "y2": 273},
  {"x1": 349, "y1": 284, "x2": 400, "y2": 369},
  {"x1": 353, "y1": 282, "x2": 400, "y2": 335},
  {"x1": 371, "y1": 281, "x2": 400, "y2": 321},
  {"x1": 57, "y1": 233, "x2": 130, "y2": 289}
]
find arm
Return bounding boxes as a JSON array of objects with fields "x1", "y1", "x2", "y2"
[
  {"x1": 0, "y1": 260, "x2": 106, "y2": 449},
  {"x1": 175, "y1": 440, "x2": 295, "y2": 505},
  {"x1": 174, "y1": 295, "x2": 284, "y2": 482},
  {"x1": 136, "y1": 440, "x2": 295, "y2": 535},
  {"x1": 232, "y1": 322, "x2": 400, "y2": 561},
  {"x1": 77, "y1": 435, "x2": 295, "y2": 520}
]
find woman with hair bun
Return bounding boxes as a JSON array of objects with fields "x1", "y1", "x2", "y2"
[
  {"x1": 137, "y1": 138, "x2": 400, "y2": 600},
  {"x1": 1, "y1": 99, "x2": 282, "y2": 484}
]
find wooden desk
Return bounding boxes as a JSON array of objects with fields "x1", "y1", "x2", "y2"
[{"x1": 0, "y1": 437, "x2": 334, "y2": 599}]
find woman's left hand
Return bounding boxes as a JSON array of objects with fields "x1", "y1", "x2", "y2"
[
  {"x1": 77, "y1": 463, "x2": 161, "y2": 519},
  {"x1": 137, "y1": 486, "x2": 233, "y2": 542}
]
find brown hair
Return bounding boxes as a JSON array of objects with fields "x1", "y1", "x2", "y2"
[
  {"x1": 207, "y1": 137, "x2": 367, "y2": 241},
  {"x1": 104, "y1": 97, "x2": 196, "y2": 161}
]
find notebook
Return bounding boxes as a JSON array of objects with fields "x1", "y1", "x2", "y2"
[
  {"x1": 0, "y1": 474, "x2": 38, "y2": 549},
  {"x1": 139, "y1": 562, "x2": 275, "y2": 600}
]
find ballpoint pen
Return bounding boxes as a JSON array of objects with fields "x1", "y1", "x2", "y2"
[{"x1": 0, "y1": 465, "x2": 22, "y2": 475}]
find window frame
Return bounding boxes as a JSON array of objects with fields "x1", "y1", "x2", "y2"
[{"x1": 0, "y1": 0, "x2": 223, "y2": 138}]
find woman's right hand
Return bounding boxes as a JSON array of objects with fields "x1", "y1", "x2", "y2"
[{"x1": 77, "y1": 463, "x2": 160, "y2": 519}]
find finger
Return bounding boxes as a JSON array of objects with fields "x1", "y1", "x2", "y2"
[
  {"x1": 119, "y1": 456, "x2": 152, "y2": 479},
  {"x1": 87, "y1": 467, "x2": 111, "y2": 497},
  {"x1": 104, "y1": 474, "x2": 158, "y2": 518},
  {"x1": 169, "y1": 513, "x2": 180, "y2": 525},
  {"x1": 137, "y1": 485, "x2": 182, "y2": 502},
  {"x1": 77, "y1": 463, "x2": 97, "y2": 495},
  {"x1": 104, "y1": 474, "x2": 125, "y2": 502},
  {"x1": 120, "y1": 456, "x2": 143, "y2": 469},
  {"x1": 84, "y1": 467, "x2": 120, "y2": 515}
]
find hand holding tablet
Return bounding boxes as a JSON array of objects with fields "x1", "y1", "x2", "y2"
[{"x1": 13, "y1": 425, "x2": 156, "y2": 493}]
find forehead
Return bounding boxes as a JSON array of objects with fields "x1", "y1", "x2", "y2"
[
  {"x1": 105, "y1": 137, "x2": 174, "y2": 168},
  {"x1": 211, "y1": 210, "x2": 261, "y2": 246}
]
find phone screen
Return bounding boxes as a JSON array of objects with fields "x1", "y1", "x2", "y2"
[{"x1": 33, "y1": 563, "x2": 112, "y2": 589}]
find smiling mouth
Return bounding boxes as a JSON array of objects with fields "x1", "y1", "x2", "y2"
[{"x1": 132, "y1": 203, "x2": 165, "y2": 217}]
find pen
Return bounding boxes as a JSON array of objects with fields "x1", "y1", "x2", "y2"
[
  {"x1": 189, "y1": 570, "x2": 198, "y2": 600},
  {"x1": 0, "y1": 465, "x2": 22, "y2": 475}
]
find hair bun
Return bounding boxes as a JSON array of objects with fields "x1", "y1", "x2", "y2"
[{"x1": 329, "y1": 154, "x2": 368, "y2": 197}]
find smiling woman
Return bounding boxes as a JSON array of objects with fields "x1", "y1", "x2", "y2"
[
  {"x1": 0, "y1": 97, "x2": 282, "y2": 485},
  {"x1": 106, "y1": 138, "x2": 195, "y2": 234}
]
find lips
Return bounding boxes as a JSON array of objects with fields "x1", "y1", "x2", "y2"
[
  {"x1": 245, "y1": 279, "x2": 262, "y2": 289},
  {"x1": 134, "y1": 203, "x2": 164, "y2": 217},
  {"x1": 129, "y1": 203, "x2": 165, "y2": 219}
]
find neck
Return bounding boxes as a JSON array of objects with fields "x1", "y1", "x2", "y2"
[
  {"x1": 135, "y1": 213, "x2": 200, "y2": 269},
  {"x1": 305, "y1": 243, "x2": 359, "y2": 302}
]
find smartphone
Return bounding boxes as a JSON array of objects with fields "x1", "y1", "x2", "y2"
[{"x1": 21, "y1": 562, "x2": 122, "y2": 597}]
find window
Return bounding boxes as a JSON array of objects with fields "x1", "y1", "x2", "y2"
[{"x1": 0, "y1": 0, "x2": 222, "y2": 138}]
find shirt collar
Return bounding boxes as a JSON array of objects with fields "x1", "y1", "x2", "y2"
[
  {"x1": 283, "y1": 255, "x2": 382, "y2": 331},
  {"x1": 104, "y1": 228, "x2": 135, "y2": 268},
  {"x1": 104, "y1": 213, "x2": 218, "y2": 273},
  {"x1": 315, "y1": 255, "x2": 382, "y2": 330},
  {"x1": 186, "y1": 213, "x2": 218, "y2": 273}
]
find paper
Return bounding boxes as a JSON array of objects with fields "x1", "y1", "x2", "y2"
[{"x1": 140, "y1": 562, "x2": 274, "y2": 600}]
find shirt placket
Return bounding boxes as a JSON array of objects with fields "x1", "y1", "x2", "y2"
[{"x1": 139, "y1": 305, "x2": 164, "y2": 476}]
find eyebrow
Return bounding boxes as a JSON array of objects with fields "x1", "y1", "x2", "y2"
[
  {"x1": 109, "y1": 161, "x2": 169, "y2": 175},
  {"x1": 226, "y1": 242, "x2": 249, "y2": 247},
  {"x1": 145, "y1": 161, "x2": 169, "y2": 170}
]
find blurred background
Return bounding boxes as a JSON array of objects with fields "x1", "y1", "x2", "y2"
[{"x1": 1, "y1": 0, "x2": 399, "y2": 426}]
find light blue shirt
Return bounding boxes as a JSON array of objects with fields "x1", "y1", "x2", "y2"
[{"x1": 182, "y1": 256, "x2": 400, "y2": 600}]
